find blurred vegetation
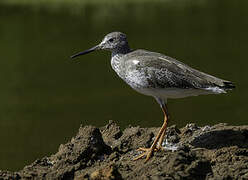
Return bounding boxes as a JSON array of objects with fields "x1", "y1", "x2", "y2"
[
  {"x1": 0, "y1": 0, "x2": 208, "y2": 13},
  {"x1": 0, "y1": 0, "x2": 165, "y2": 7},
  {"x1": 0, "y1": 0, "x2": 247, "y2": 171}
]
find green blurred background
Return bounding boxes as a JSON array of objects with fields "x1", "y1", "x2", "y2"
[{"x1": 0, "y1": 0, "x2": 247, "y2": 171}]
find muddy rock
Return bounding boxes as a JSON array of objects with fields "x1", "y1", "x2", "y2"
[{"x1": 1, "y1": 121, "x2": 248, "y2": 180}]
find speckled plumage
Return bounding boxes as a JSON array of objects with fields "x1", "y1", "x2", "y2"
[
  {"x1": 72, "y1": 31, "x2": 234, "y2": 101},
  {"x1": 71, "y1": 31, "x2": 235, "y2": 162},
  {"x1": 111, "y1": 45, "x2": 234, "y2": 99}
]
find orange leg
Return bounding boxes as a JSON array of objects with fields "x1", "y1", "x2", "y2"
[
  {"x1": 157, "y1": 128, "x2": 166, "y2": 150},
  {"x1": 157, "y1": 107, "x2": 169, "y2": 150},
  {"x1": 133, "y1": 104, "x2": 169, "y2": 162}
]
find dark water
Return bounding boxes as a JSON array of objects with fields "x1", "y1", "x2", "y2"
[{"x1": 0, "y1": 1, "x2": 247, "y2": 170}]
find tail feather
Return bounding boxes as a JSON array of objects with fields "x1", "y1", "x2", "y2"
[
  {"x1": 192, "y1": 68, "x2": 235, "y2": 91},
  {"x1": 204, "y1": 81, "x2": 235, "y2": 94},
  {"x1": 222, "y1": 81, "x2": 235, "y2": 90}
]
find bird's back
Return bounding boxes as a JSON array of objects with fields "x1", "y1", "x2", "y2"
[{"x1": 117, "y1": 49, "x2": 234, "y2": 98}]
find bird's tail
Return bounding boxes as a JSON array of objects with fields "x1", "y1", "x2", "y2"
[
  {"x1": 204, "y1": 80, "x2": 235, "y2": 94},
  {"x1": 222, "y1": 81, "x2": 235, "y2": 90}
]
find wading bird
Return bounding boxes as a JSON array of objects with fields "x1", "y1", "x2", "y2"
[{"x1": 71, "y1": 32, "x2": 235, "y2": 162}]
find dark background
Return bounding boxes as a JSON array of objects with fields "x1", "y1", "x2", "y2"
[{"x1": 0, "y1": 0, "x2": 246, "y2": 170}]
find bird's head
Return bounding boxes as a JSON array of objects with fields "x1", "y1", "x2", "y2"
[{"x1": 71, "y1": 32, "x2": 129, "y2": 58}]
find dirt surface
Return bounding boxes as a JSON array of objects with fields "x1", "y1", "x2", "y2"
[{"x1": 1, "y1": 121, "x2": 248, "y2": 180}]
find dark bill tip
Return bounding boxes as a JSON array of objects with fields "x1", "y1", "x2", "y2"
[{"x1": 70, "y1": 45, "x2": 99, "y2": 59}]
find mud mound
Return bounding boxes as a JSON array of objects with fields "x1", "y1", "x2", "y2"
[{"x1": 1, "y1": 121, "x2": 248, "y2": 180}]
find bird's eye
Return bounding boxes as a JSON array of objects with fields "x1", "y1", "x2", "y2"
[{"x1": 109, "y1": 38, "x2": 114, "y2": 42}]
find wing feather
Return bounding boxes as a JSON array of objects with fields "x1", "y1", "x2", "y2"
[{"x1": 123, "y1": 50, "x2": 234, "y2": 90}]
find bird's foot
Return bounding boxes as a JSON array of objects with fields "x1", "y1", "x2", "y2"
[{"x1": 133, "y1": 147, "x2": 159, "y2": 163}]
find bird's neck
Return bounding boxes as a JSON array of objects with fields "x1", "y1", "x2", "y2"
[
  {"x1": 110, "y1": 44, "x2": 131, "y2": 79},
  {"x1": 111, "y1": 44, "x2": 131, "y2": 58}
]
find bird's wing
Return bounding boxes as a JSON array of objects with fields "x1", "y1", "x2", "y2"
[{"x1": 124, "y1": 49, "x2": 233, "y2": 90}]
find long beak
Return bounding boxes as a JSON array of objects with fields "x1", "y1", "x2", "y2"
[{"x1": 70, "y1": 45, "x2": 99, "y2": 59}]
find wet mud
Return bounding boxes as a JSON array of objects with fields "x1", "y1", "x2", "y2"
[{"x1": 1, "y1": 121, "x2": 248, "y2": 180}]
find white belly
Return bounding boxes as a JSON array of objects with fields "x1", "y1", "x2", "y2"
[{"x1": 133, "y1": 87, "x2": 222, "y2": 99}]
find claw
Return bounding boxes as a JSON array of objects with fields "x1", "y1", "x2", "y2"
[
  {"x1": 133, "y1": 109, "x2": 169, "y2": 163},
  {"x1": 133, "y1": 152, "x2": 146, "y2": 161},
  {"x1": 133, "y1": 147, "x2": 158, "y2": 162}
]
